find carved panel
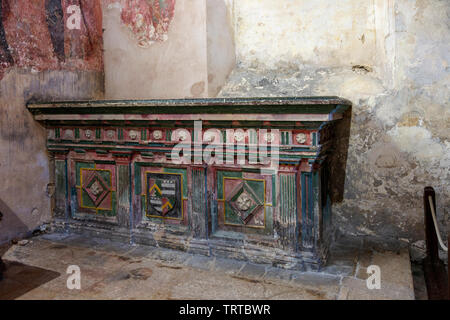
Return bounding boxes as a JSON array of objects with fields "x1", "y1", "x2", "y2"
[
  {"x1": 146, "y1": 172, "x2": 182, "y2": 220},
  {"x1": 73, "y1": 162, "x2": 117, "y2": 219},
  {"x1": 135, "y1": 164, "x2": 188, "y2": 225},
  {"x1": 216, "y1": 170, "x2": 273, "y2": 235}
]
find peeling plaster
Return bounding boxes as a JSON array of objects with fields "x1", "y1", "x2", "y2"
[
  {"x1": 388, "y1": 126, "x2": 446, "y2": 161},
  {"x1": 103, "y1": 0, "x2": 176, "y2": 48},
  {"x1": 220, "y1": 0, "x2": 449, "y2": 245}
]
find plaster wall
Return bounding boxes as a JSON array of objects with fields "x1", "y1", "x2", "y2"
[
  {"x1": 0, "y1": 0, "x2": 104, "y2": 244},
  {"x1": 206, "y1": 0, "x2": 236, "y2": 97},
  {"x1": 103, "y1": 0, "x2": 235, "y2": 99},
  {"x1": 0, "y1": 70, "x2": 104, "y2": 244},
  {"x1": 103, "y1": 0, "x2": 208, "y2": 99},
  {"x1": 219, "y1": 0, "x2": 449, "y2": 246}
]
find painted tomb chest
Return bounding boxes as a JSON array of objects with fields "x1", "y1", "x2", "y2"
[{"x1": 28, "y1": 97, "x2": 351, "y2": 270}]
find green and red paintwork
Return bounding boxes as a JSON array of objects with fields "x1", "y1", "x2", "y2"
[{"x1": 28, "y1": 97, "x2": 351, "y2": 270}]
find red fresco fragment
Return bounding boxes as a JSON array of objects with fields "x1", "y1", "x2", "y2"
[
  {"x1": 0, "y1": 0, "x2": 103, "y2": 80},
  {"x1": 62, "y1": 0, "x2": 103, "y2": 70},
  {"x1": 105, "y1": 0, "x2": 176, "y2": 48},
  {"x1": 0, "y1": 0, "x2": 175, "y2": 80},
  {"x1": 2, "y1": 0, "x2": 59, "y2": 72}
]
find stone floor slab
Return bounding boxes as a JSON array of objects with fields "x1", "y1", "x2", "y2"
[{"x1": 0, "y1": 233, "x2": 416, "y2": 300}]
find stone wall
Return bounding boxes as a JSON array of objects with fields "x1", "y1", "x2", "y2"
[{"x1": 219, "y1": 0, "x2": 449, "y2": 247}]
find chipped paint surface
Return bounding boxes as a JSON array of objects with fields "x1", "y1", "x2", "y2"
[
  {"x1": 220, "y1": 0, "x2": 449, "y2": 245},
  {"x1": 0, "y1": 0, "x2": 103, "y2": 80},
  {"x1": 229, "y1": 0, "x2": 377, "y2": 71},
  {"x1": 104, "y1": 0, "x2": 175, "y2": 48},
  {"x1": 102, "y1": 0, "x2": 210, "y2": 99}
]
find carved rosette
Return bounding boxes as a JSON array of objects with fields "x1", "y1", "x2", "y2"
[
  {"x1": 295, "y1": 133, "x2": 307, "y2": 144},
  {"x1": 152, "y1": 130, "x2": 163, "y2": 140}
]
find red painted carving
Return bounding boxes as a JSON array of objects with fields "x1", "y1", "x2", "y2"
[{"x1": 0, "y1": 0, "x2": 103, "y2": 80}]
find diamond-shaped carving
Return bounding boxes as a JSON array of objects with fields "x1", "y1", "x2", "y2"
[
  {"x1": 226, "y1": 180, "x2": 264, "y2": 226},
  {"x1": 81, "y1": 169, "x2": 111, "y2": 209}
]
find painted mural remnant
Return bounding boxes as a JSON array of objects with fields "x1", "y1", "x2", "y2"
[
  {"x1": 116, "y1": 0, "x2": 176, "y2": 48},
  {"x1": 0, "y1": 0, "x2": 103, "y2": 81},
  {"x1": 0, "y1": 1, "x2": 13, "y2": 80},
  {"x1": 45, "y1": 0, "x2": 65, "y2": 62}
]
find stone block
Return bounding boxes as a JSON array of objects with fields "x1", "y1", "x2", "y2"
[
  {"x1": 291, "y1": 272, "x2": 341, "y2": 287},
  {"x1": 264, "y1": 267, "x2": 296, "y2": 282},
  {"x1": 238, "y1": 262, "x2": 268, "y2": 279},
  {"x1": 213, "y1": 257, "x2": 246, "y2": 275},
  {"x1": 185, "y1": 255, "x2": 215, "y2": 271}
]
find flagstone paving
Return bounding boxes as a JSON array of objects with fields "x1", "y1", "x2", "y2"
[{"x1": 0, "y1": 233, "x2": 415, "y2": 300}]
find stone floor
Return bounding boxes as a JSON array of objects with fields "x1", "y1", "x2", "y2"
[{"x1": 0, "y1": 232, "x2": 415, "y2": 300}]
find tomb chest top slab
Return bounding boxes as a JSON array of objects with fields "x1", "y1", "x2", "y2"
[{"x1": 27, "y1": 97, "x2": 351, "y2": 124}]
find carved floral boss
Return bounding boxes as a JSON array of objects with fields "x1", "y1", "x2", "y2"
[
  {"x1": 223, "y1": 177, "x2": 266, "y2": 228},
  {"x1": 80, "y1": 168, "x2": 112, "y2": 211}
]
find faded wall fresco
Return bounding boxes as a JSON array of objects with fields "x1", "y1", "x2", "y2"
[
  {"x1": 0, "y1": 0, "x2": 103, "y2": 80},
  {"x1": 219, "y1": 0, "x2": 449, "y2": 249},
  {"x1": 112, "y1": 0, "x2": 176, "y2": 48},
  {"x1": 103, "y1": 0, "x2": 235, "y2": 99},
  {"x1": 0, "y1": 0, "x2": 104, "y2": 244}
]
